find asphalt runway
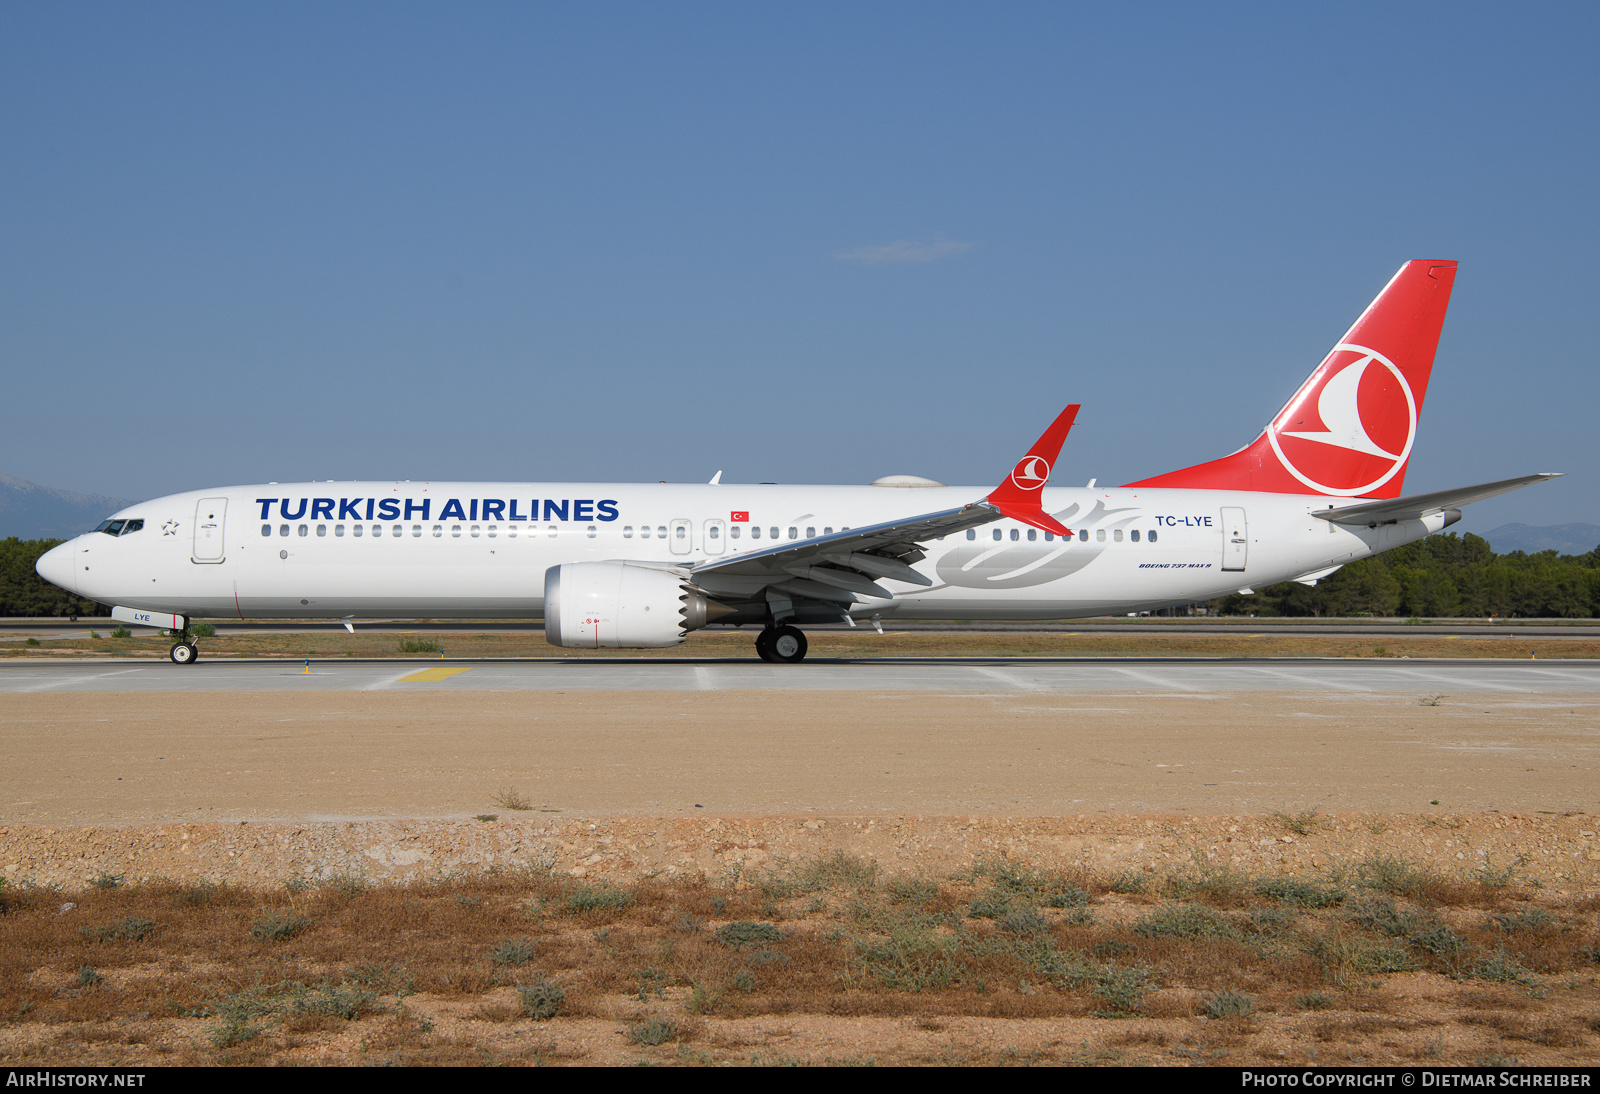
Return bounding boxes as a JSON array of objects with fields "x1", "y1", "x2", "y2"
[
  {"x1": 4, "y1": 656, "x2": 1600, "y2": 693},
  {"x1": 5, "y1": 618, "x2": 1600, "y2": 640},
  {"x1": 5, "y1": 657, "x2": 1598, "y2": 823}
]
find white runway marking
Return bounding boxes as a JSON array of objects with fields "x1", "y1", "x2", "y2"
[
  {"x1": 19, "y1": 668, "x2": 145, "y2": 692},
  {"x1": 3, "y1": 658, "x2": 1600, "y2": 695}
]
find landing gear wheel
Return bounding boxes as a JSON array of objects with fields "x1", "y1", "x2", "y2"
[
  {"x1": 169, "y1": 642, "x2": 197, "y2": 665},
  {"x1": 767, "y1": 625, "x2": 807, "y2": 664},
  {"x1": 754, "y1": 629, "x2": 777, "y2": 662}
]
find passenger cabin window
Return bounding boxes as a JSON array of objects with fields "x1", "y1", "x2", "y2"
[
  {"x1": 992, "y1": 529, "x2": 1002, "y2": 541},
  {"x1": 730, "y1": 526, "x2": 740, "y2": 539},
  {"x1": 451, "y1": 525, "x2": 462, "y2": 538},
  {"x1": 317, "y1": 524, "x2": 327, "y2": 537},
  {"x1": 353, "y1": 524, "x2": 363, "y2": 537},
  {"x1": 1095, "y1": 529, "x2": 1105, "y2": 542},
  {"x1": 298, "y1": 524, "x2": 308, "y2": 536},
  {"x1": 549, "y1": 525, "x2": 560, "y2": 538},
  {"x1": 639, "y1": 525, "x2": 649, "y2": 538},
  {"x1": 708, "y1": 525, "x2": 720, "y2": 540},
  {"x1": 823, "y1": 527, "x2": 832, "y2": 535},
  {"x1": 750, "y1": 526, "x2": 760, "y2": 539},
  {"x1": 1148, "y1": 530, "x2": 1157, "y2": 543},
  {"x1": 1130, "y1": 529, "x2": 1140, "y2": 542},
  {"x1": 586, "y1": 525, "x2": 597, "y2": 538},
  {"x1": 623, "y1": 526, "x2": 634, "y2": 538},
  {"x1": 280, "y1": 524, "x2": 290, "y2": 537},
  {"x1": 1010, "y1": 528, "x2": 1020, "y2": 541},
  {"x1": 657, "y1": 525, "x2": 667, "y2": 538},
  {"x1": 787, "y1": 527, "x2": 797, "y2": 540},
  {"x1": 769, "y1": 527, "x2": 778, "y2": 540},
  {"x1": 412, "y1": 525, "x2": 422, "y2": 537},
  {"x1": 432, "y1": 525, "x2": 442, "y2": 537},
  {"x1": 335, "y1": 524, "x2": 345, "y2": 537},
  {"x1": 261, "y1": 524, "x2": 272, "y2": 537},
  {"x1": 966, "y1": 529, "x2": 976, "y2": 540},
  {"x1": 675, "y1": 525, "x2": 686, "y2": 540},
  {"x1": 393, "y1": 524, "x2": 403, "y2": 537},
  {"x1": 1113, "y1": 529, "x2": 1123, "y2": 542},
  {"x1": 805, "y1": 527, "x2": 815, "y2": 538},
  {"x1": 371, "y1": 524, "x2": 382, "y2": 537}
]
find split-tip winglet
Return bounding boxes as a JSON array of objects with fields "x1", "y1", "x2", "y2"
[{"x1": 984, "y1": 404, "x2": 1080, "y2": 536}]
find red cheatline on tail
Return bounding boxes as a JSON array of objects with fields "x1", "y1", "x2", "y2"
[
  {"x1": 985, "y1": 404, "x2": 1079, "y2": 536},
  {"x1": 1127, "y1": 260, "x2": 1457, "y2": 499}
]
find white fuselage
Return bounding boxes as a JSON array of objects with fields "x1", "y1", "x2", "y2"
[{"x1": 40, "y1": 480, "x2": 1444, "y2": 621}]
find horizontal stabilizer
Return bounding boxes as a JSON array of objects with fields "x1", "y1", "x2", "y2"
[{"x1": 1311, "y1": 473, "x2": 1561, "y2": 526}]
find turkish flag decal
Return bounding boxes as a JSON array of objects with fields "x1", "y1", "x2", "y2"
[{"x1": 730, "y1": 511, "x2": 749, "y2": 522}]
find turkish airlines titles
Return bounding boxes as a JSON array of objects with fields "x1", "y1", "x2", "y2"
[{"x1": 253, "y1": 497, "x2": 622, "y2": 524}]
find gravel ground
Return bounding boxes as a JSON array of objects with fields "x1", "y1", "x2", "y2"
[{"x1": 3, "y1": 811, "x2": 1594, "y2": 895}]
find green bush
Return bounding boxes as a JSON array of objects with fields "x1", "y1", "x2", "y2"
[
  {"x1": 563, "y1": 883, "x2": 632, "y2": 914},
  {"x1": 1204, "y1": 989, "x2": 1256, "y2": 1019},
  {"x1": 628, "y1": 1016, "x2": 678, "y2": 1045},
  {"x1": 81, "y1": 917, "x2": 155, "y2": 943},
  {"x1": 715, "y1": 921, "x2": 783, "y2": 947},
  {"x1": 251, "y1": 913, "x2": 311, "y2": 942},
  {"x1": 519, "y1": 979, "x2": 565, "y2": 1020},
  {"x1": 490, "y1": 938, "x2": 537, "y2": 966}
]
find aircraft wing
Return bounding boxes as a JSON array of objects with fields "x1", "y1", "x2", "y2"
[
  {"x1": 689, "y1": 404, "x2": 1082, "y2": 605},
  {"x1": 1311, "y1": 473, "x2": 1562, "y2": 526},
  {"x1": 688, "y1": 502, "x2": 1003, "y2": 603}
]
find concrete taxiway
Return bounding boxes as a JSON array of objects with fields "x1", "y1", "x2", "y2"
[{"x1": 2, "y1": 656, "x2": 1599, "y2": 694}]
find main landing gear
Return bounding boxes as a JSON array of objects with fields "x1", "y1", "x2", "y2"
[{"x1": 755, "y1": 625, "x2": 808, "y2": 664}]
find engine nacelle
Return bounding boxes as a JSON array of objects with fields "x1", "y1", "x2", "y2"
[{"x1": 544, "y1": 561, "x2": 718, "y2": 648}]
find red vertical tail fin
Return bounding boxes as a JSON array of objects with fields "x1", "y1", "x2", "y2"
[{"x1": 1128, "y1": 260, "x2": 1457, "y2": 498}]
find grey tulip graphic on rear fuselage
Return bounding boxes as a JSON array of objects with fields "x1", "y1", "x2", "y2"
[{"x1": 929, "y1": 500, "x2": 1141, "y2": 591}]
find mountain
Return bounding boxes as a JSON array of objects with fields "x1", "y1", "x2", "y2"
[
  {"x1": 0, "y1": 472, "x2": 134, "y2": 541},
  {"x1": 1482, "y1": 522, "x2": 1600, "y2": 557}
]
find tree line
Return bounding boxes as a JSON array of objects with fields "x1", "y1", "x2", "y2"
[
  {"x1": 4, "y1": 531, "x2": 1599, "y2": 620},
  {"x1": 1209, "y1": 532, "x2": 1600, "y2": 618},
  {"x1": 0, "y1": 538, "x2": 109, "y2": 617}
]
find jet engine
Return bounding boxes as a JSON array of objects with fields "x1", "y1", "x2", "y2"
[{"x1": 544, "y1": 561, "x2": 726, "y2": 648}]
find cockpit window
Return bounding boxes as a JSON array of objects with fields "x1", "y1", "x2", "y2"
[
  {"x1": 96, "y1": 520, "x2": 126, "y2": 536},
  {"x1": 119, "y1": 520, "x2": 143, "y2": 535}
]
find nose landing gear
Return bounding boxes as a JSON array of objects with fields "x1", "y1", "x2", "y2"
[
  {"x1": 755, "y1": 624, "x2": 808, "y2": 664},
  {"x1": 166, "y1": 617, "x2": 199, "y2": 664}
]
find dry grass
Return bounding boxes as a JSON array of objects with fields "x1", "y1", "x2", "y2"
[
  {"x1": 7, "y1": 627, "x2": 1600, "y2": 661},
  {"x1": 1, "y1": 853, "x2": 1596, "y2": 1066}
]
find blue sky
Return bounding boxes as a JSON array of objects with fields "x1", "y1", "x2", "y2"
[{"x1": 2, "y1": 3, "x2": 1595, "y2": 534}]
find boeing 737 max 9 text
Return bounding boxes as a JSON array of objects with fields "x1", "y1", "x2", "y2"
[{"x1": 35, "y1": 260, "x2": 1558, "y2": 663}]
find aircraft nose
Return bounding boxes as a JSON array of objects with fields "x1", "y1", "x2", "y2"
[{"x1": 35, "y1": 541, "x2": 78, "y2": 594}]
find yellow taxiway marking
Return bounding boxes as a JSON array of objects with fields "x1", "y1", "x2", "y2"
[{"x1": 396, "y1": 667, "x2": 471, "y2": 683}]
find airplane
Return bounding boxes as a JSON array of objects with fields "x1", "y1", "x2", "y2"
[{"x1": 35, "y1": 259, "x2": 1558, "y2": 665}]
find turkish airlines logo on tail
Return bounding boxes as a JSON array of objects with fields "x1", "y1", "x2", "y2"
[
  {"x1": 1267, "y1": 343, "x2": 1417, "y2": 496},
  {"x1": 1009, "y1": 455, "x2": 1051, "y2": 492}
]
